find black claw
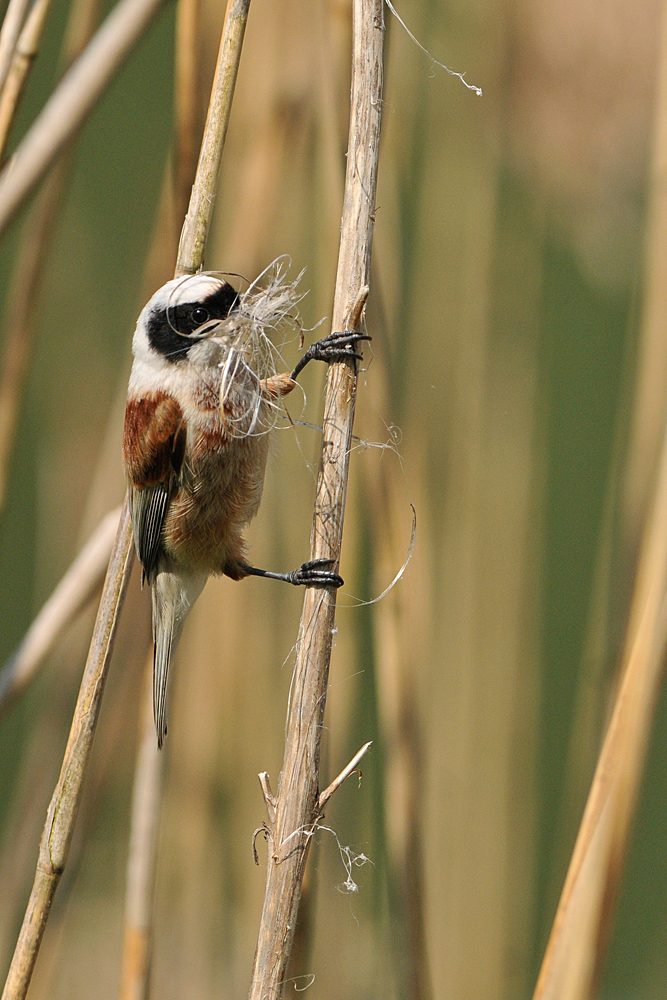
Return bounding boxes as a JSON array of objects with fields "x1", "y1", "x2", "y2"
[
  {"x1": 291, "y1": 330, "x2": 371, "y2": 381},
  {"x1": 288, "y1": 558, "x2": 344, "y2": 588}
]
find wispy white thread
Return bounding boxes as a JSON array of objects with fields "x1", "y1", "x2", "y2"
[{"x1": 385, "y1": 0, "x2": 482, "y2": 96}]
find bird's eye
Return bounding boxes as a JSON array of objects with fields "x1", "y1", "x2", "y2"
[{"x1": 192, "y1": 306, "x2": 210, "y2": 326}]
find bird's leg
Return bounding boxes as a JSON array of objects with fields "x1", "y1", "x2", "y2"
[
  {"x1": 235, "y1": 558, "x2": 343, "y2": 589},
  {"x1": 259, "y1": 330, "x2": 371, "y2": 401}
]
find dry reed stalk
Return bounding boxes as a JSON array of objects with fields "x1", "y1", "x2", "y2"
[
  {"x1": 175, "y1": 0, "x2": 250, "y2": 276},
  {"x1": 1, "y1": 1, "x2": 251, "y2": 993},
  {"x1": 174, "y1": 0, "x2": 201, "y2": 227},
  {"x1": 0, "y1": 507, "x2": 120, "y2": 718},
  {"x1": 0, "y1": 0, "x2": 54, "y2": 159},
  {"x1": 531, "y1": 4, "x2": 667, "y2": 996},
  {"x1": 0, "y1": 0, "x2": 104, "y2": 517},
  {"x1": 0, "y1": 497, "x2": 135, "y2": 1000},
  {"x1": 532, "y1": 361, "x2": 667, "y2": 999},
  {"x1": 248, "y1": 1, "x2": 383, "y2": 995},
  {"x1": 621, "y1": 0, "x2": 667, "y2": 560},
  {"x1": 119, "y1": 658, "x2": 165, "y2": 1000},
  {"x1": 0, "y1": 0, "x2": 168, "y2": 237},
  {"x1": 0, "y1": 0, "x2": 32, "y2": 100},
  {"x1": 117, "y1": 2, "x2": 212, "y2": 992}
]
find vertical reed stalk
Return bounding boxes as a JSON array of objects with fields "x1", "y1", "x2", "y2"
[
  {"x1": 0, "y1": 0, "x2": 169, "y2": 235},
  {"x1": 0, "y1": 498, "x2": 135, "y2": 1000},
  {"x1": 248, "y1": 2, "x2": 383, "y2": 996},
  {"x1": 0, "y1": 0, "x2": 32, "y2": 98},
  {"x1": 116, "y1": 2, "x2": 223, "y2": 994},
  {"x1": 533, "y1": 317, "x2": 667, "y2": 1000},
  {"x1": 0, "y1": 0, "x2": 54, "y2": 159},
  {"x1": 0, "y1": 507, "x2": 120, "y2": 717},
  {"x1": 1, "y1": 1, "x2": 251, "y2": 995},
  {"x1": 119, "y1": 660, "x2": 164, "y2": 1000},
  {"x1": 175, "y1": 0, "x2": 250, "y2": 277}
]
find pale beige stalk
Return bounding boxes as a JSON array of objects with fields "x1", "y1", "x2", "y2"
[
  {"x1": 0, "y1": 0, "x2": 168, "y2": 236},
  {"x1": 0, "y1": 498, "x2": 135, "y2": 1000},
  {"x1": 116, "y1": 0, "x2": 228, "y2": 993},
  {"x1": 532, "y1": 3, "x2": 667, "y2": 996},
  {"x1": 248, "y1": 1, "x2": 383, "y2": 996},
  {"x1": 533, "y1": 423, "x2": 667, "y2": 1000},
  {"x1": 0, "y1": 0, "x2": 103, "y2": 517},
  {"x1": 0, "y1": 0, "x2": 32, "y2": 101},
  {"x1": 119, "y1": 660, "x2": 165, "y2": 1000},
  {"x1": 174, "y1": 0, "x2": 201, "y2": 227},
  {"x1": 0, "y1": 0, "x2": 53, "y2": 158},
  {"x1": 175, "y1": 0, "x2": 250, "y2": 276},
  {"x1": 1, "y1": 0, "x2": 251, "y2": 991},
  {"x1": 0, "y1": 507, "x2": 120, "y2": 718}
]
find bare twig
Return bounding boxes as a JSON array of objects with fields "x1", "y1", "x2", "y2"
[
  {"x1": 0, "y1": 497, "x2": 135, "y2": 1000},
  {"x1": 119, "y1": 660, "x2": 165, "y2": 1000},
  {"x1": 248, "y1": 2, "x2": 383, "y2": 997},
  {"x1": 318, "y1": 741, "x2": 372, "y2": 811},
  {"x1": 0, "y1": 0, "x2": 168, "y2": 236},
  {"x1": 0, "y1": 507, "x2": 120, "y2": 718}
]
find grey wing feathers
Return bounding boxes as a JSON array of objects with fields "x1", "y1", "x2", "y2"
[{"x1": 130, "y1": 483, "x2": 170, "y2": 583}]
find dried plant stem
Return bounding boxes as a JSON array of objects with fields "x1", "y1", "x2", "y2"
[
  {"x1": 0, "y1": 0, "x2": 32, "y2": 100},
  {"x1": 175, "y1": 0, "x2": 250, "y2": 276},
  {"x1": 0, "y1": 0, "x2": 53, "y2": 159},
  {"x1": 533, "y1": 367, "x2": 667, "y2": 999},
  {"x1": 119, "y1": 660, "x2": 165, "y2": 1000},
  {"x1": 0, "y1": 0, "x2": 168, "y2": 237},
  {"x1": 0, "y1": 167, "x2": 62, "y2": 513},
  {"x1": 1, "y1": 0, "x2": 250, "y2": 985},
  {"x1": 0, "y1": 498, "x2": 134, "y2": 1000},
  {"x1": 0, "y1": 0, "x2": 103, "y2": 517},
  {"x1": 248, "y1": 2, "x2": 383, "y2": 997},
  {"x1": 0, "y1": 507, "x2": 120, "y2": 718},
  {"x1": 621, "y1": 0, "x2": 667, "y2": 557},
  {"x1": 174, "y1": 0, "x2": 201, "y2": 227},
  {"x1": 117, "y1": 0, "x2": 218, "y2": 991}
]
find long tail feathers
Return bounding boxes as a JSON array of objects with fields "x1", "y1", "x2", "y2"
[{"x1": 151, "y1": 571, "x2": 206, "y2": 749}]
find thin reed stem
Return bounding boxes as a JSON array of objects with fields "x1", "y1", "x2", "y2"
[
  {"x1": 533, "y1": 313, "x2": 667, "y2": 1000},
  {"x1": 0, "y1": 0, "x2": 168, "y2": 236},
  {"x1": 175, "y1": 0, "x2": 250, "y2": 276},
  {"x1": 531, "y1": 3, "x2": 667, "y2": 995},
  {"x1": 174, "y1": 0, "x2": 201, "y2": 227},
  {"x1": 119, "y1": 660, "x2": 165, "y2": 1000},
  {"x1": 0, "y1": 0, "x2": 32, "y2": 99},
  {"x1": 1, "y1": 0, "x2": 251, "y2": 990},
  {"x1": 0, "y1": 0, "x2": 53, "y2": 159},
  {"x1": 248, "y1": 2, "x2": 384, "y2": 996},
  {"x1": 0, "y1": 0, "x2": 104, "y2": 516},
  {"x1": 116, "y1": 0, "x2": 219, "y2": 990},
  {"x1": 0, "y1": 507, "x2": 120, "y2": 718},
  {"x1": 0, "y1": 497, "x2": 134, "y2": 1000}
]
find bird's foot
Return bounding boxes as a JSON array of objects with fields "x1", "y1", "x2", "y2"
[
  {"x1": 239, "y1": 557, "x2": 343, "y2": 589},
  {"x1": 291, "y1": 330, "x2": 371, "y2": 380}
]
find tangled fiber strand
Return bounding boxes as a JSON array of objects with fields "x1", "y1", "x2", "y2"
[{"x1": 215, "y1": 258, "x2": 307, "y2": 438}]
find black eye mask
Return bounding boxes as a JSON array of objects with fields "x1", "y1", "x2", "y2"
[{"x1": 147, "y1": 282, "x2": 239, "y2": 361}]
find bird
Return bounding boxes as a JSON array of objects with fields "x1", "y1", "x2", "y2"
[{"x1": 122, "y1": 272, "x2": 369, "y2": 747}]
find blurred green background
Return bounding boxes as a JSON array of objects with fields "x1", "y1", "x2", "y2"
[{"x1": 0, "y1": 0, "x2": 665, "y2": 996}]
